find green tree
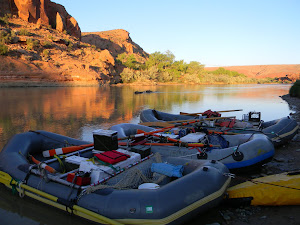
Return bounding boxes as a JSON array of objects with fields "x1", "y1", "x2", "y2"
[{"x1": 186, "y1": 61, "x2": 204, "y2": 74}]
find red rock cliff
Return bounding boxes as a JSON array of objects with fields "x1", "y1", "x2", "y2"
[
  {"x1": 82, "y1": 29, "x2": 148, "y2": 60},
  {"x1": 0, "y1": 0, "x2": 81, "y2": 39}
]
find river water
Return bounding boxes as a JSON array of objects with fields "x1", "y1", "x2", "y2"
[{"x1": 0, "y1": 84, "x2": 293, "y2": 224}]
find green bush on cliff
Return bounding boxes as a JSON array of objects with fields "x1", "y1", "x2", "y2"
[
  {"x1": 0, "y1": 43, "x2": 8, "y2": 55},
  {"x1": 117, "y1": 53, "x2": 143, "y2": 70},
  {"x1": 26, "y1": 38, "x2": 39, "y2": 50},
  {"x1": 0, "y1": 30, "x2": 13, "y2": 44},
  {"x1": 19, "y1": 29, "x2": 32, "y2": 36},
  {"x1": 0, "y1": 14, "x2": 10, "y2": 26},
  {"x1": 289, "y1": 80, "x2": 300, "y2": 98}
]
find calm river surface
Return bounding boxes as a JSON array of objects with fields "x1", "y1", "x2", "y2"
[{"x1": 0, "y1": 84, "x2": 293, "y2": 225}]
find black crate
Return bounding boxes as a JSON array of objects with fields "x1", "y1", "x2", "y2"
[
  {"x1": 249, "y1": 112, "x2": 261, "y2": 122},
  {"x1": 130, "y1": 145, "x2": 151, "y2": 158},
  {"x1": 93, "y1": 129, "x2": 118, "y2": 151}
]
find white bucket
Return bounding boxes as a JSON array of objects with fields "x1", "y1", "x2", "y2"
[{"x1": 138, "y1": 183, "x2": 160, "y2": 190}]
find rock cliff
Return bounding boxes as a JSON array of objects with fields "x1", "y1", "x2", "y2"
[
  {"x1": 0, "y1": 16, "x2": 148, "y2": 85},
  {"x1": 0, "y1": 0, "x2": 81, "y2": 39},
  {"x1": 82, "y1": 29, "x2": 148, "y2": 61}
]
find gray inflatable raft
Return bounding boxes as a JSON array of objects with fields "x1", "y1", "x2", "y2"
[
  {"x1": 0, "y1": 130, "x2": 231, "y2": 225},
  {"x1": 139, "y1": 109, "x2": 298, "y2": 146},
  {"x1": 110, "y1": 123, "x2": 275, "y2": 172}
]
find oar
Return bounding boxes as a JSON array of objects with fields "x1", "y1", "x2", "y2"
[
  {"x1": 118, "y1": 142, "x2": 219, "y2": 148},
  {"x1": 141, "y1": 132, "x2": 221, "y2": 147},
  {"x1": 180, "y1": 109, "x2": 243, "y2": 116},
  {"x1": 139, "y1": 116, "x2": 236, "y2": 128},
  {"x1": 30, "y1": 155, "x2": 57, "y2": 174},
  {"x1": 43, "y1": 143, "x2": 94, "y2": 157},
  {"x1": 0, "y1": 171, "x2": 123, "y2": 225}
]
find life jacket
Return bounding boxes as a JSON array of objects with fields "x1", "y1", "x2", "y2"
[
  {"x1": 202, "y1": 110, "x2": 221, "y2": 118},
  {"x1": 219, "y1": 118, "x2": 236, "y2": 128}
]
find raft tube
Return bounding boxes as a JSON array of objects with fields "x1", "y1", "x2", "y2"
[
  {"x1": 110, "y1": 124, "x2": 275, "y2": 172},
  {"x1": 0, "y1": 130, "x2": 231, "y2": 225},
  {"x1": 140, "y1": 109, "x2": 196, "y2": 123},
  {"x1": 226, "y1": 171, "x2": 300, "y2": 205}
]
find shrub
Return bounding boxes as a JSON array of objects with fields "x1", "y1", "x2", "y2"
[
  {"x1": 19, "y1": 29, "x2": 31, "y2": 36},
  {"x1": 42, "y1": 49, "x2": 50, "y2": 58},
  {"x1": 0, "y1": 14, "x2": 10, "y2": 26},
  {"x1": 289, "y1": 80, "x2": 300, "y2": 98},
  {"x1": 42, "y1": 41, "x2": 52, "y2": 48},
  {"x1": 48, "y1": 35, "x2": 54, "y2": 41},
  {"x1": 0, "y1": 30, "x2": 12, "y2": 44},
  {"x1": 26, "y1": 38, "x2": 39, "y2": 50},
  {"x1": 0, "y1": 43, "x2": 8, "y2": 55}
]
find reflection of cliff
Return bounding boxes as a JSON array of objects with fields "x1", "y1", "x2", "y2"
[{"x1": 0, "y1": 86, "x2": 204, "y2": 148}]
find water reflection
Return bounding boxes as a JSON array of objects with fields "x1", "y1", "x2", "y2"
[{"x1": 0, "y1": 84, "x2": 292, "y2": 148}]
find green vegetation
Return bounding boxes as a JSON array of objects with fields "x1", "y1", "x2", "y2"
[
  {"x1": 42, "y1": 41, "x2": 52, "y2": 48},
  {"x1": 0, "y1": 14, "x2": 11, "y2": 26},
  {"x1": 289, "y1": 80, "x2": 300, "y2": 98},
  {"x1": 0, "y1": 43, "x2": 8, "y2": 55},
  {"x1": 26, "y1": 38, "x2": 39, "y2": 50},
  {"x1": 42, "y1": 49, "x2": 50, "y2": 58},
  {"x1": 119, "y1": 51, "x2": 265, "y2": 84},
  {"x1": 48, "y1": 35, "x2": 54, "y2": 41},
  {"x1": 19, "y1": 29, "x2": 32, "y2": 36},
  {"x1": 0, "y1": 30, "x2": 12, "y2": 44}
]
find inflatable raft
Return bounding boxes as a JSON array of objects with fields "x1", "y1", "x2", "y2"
[
  {"x1": 139, "y1": 109, "x2": 299, "y2": 146},
  {"x1": 0, "y1": 130, "x2": 231, "y2": 225},
  {"x1": 110, "y1": 123, "x2": 275, "y2": 172},
  {"x1": 226, "y1": 171, "x2": 300, "y2": 205}
]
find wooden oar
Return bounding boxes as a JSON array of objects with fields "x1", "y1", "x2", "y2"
[
  {"x1": 118, "y1": 142, "x2": 219, "y2": 148},
  {"x1": 139, "y1": 116, "x2": 236, "y2": 128},
  {"x1": 180, "y1": 109, "x2": 243, "y2": 116}
]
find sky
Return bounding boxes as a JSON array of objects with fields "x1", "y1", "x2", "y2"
[{"x1": 52, "y1": 0, "x2": 300, "y2": 67}]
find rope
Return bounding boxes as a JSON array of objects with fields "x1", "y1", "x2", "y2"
[
  {"x1": 54, "y1": 155, "x2": 66, "y2": 173},
  {"x1": 234, "y1": 173, "x2": 300, "y2": 191},
  {"x1": 10, "y1": 178, "x2": 18, "y2": 195},
  {"x1": 93, "y1": 156, "x2": 120, "y2": 172},
  {"x1": 80, "y1": 153, "x2": 165, "y2": 197},
  {"x1": 29, "y1": 130, "x2": 73, "y2": 147}
]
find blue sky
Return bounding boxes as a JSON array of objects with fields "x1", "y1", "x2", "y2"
[{"x1": 53, "y1": 0, "x2": 300, "y2": 67}]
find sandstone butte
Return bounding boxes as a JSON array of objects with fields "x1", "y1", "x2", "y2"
[{"x1": 0, "y1": 0, "x2": 299, "y2": 86}]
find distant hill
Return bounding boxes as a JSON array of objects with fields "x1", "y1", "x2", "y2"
[{"x1": 205, "y1": 65, "x2": 300, "y2": 82}]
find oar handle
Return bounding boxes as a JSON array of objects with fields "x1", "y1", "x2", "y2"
[{"x1": 30, "y1": 155, "x2": 57, "y2": 174}]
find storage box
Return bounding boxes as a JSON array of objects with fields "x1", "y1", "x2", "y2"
[
  {"x1": 67, "y1": 173, "x2": 91, "y2": 186},
  {"x1": 90, "y1": 149, "x2": 141, "y2": 184},
  {"x1": 93, "y1": 129, "x2": 118, "y2": 151},
  {"x1": 130, "y1": 145, "x2": 151, "y2": 158},
  {"x1": 249, "y1": 112, "x2": 261, "y2": 122},
  {"x1": 65, "y1": 149, "x2": 141, "y2": 185}
]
